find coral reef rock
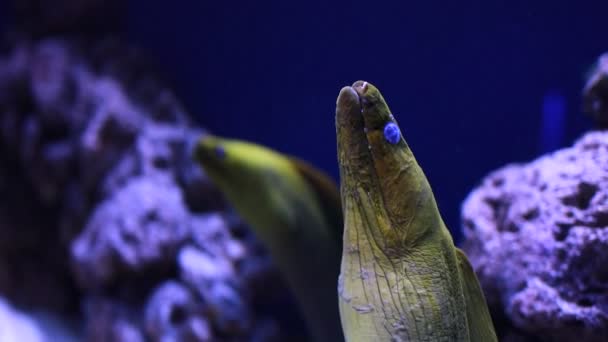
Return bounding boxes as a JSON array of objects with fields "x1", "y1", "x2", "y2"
[
  {"x1": 0, "y1": 298, "x2": 45, "y2": 342},
  {"x1": 462, "y1": 131, "x2": 608, "y2": 342},
  {"x1": 0, "y1": 38, "x2": 297, "y2": 341},
  {"x1": 0, "y1": 297, "x2": 80, "y2": 341}
]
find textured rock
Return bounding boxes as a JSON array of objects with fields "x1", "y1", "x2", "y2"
[
  {"x1": 144, "y1": 281, "x2": 212, "y2": 342},
  {"x1": 84, "y1": 297, "x2": 145, "y2": 342},
  {"x1": 462, "y1": 131, "x2": 608, "y2": 341},
  {"x1": 0, "y1": 298, "x2": 45, "y2": 342},
  {"x1": 0, "y1": 297, "x2": 81, "y2": 342},
  {"x1": 72, "y1": 174, "x2": 192, "y2": 288},
  {"x1": 0, "y1": 38, "x2": 298, "y2": 341}
]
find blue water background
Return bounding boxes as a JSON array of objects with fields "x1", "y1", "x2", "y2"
[
  {"x1": 124, "y1": 1, "x2": 607, "y2": 242},
  {"x1": 3, "y1": 2, "x2": 606, "y2": 242}
]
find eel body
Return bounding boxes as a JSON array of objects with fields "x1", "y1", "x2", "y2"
[
  {"x1": 194, "y1": 135, "x2": 344, "y2": 342},
  {"x1": 336, "y1": 81, "x2": 497, "y2": 342}
]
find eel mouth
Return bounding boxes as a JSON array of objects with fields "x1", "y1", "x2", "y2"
[
  {"x1": 336, "y1": 79, "x2": 397, "y2": 156},
  {"x1": 336, "y1": 82, "x2": 368, "y2": 167},
  {"x1": 336, "y1": 80, "x2": 370, "y2": 119},
  {"x1": 335, "y1": 81, "x2": 378, "y2": 191},
  {"x1": 336, "y1": 79, "x2": 407, "y2": 201}
]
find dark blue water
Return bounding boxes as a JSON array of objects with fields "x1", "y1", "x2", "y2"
[
  {"x1": 14, "y1": 1, "x2": 605, "y2": 242},
  {"x1": 0, "y1": 2, "x2": 7, "y2": 34},
  {"x1": 539, "y1": 90, "x2": 567, "y2": 154}
]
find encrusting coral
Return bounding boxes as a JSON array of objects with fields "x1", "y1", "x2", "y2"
[{"x1": 0, "y1": 28, "x2": 301, "y2": 342}]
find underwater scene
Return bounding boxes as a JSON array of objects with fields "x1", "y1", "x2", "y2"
[{"x1": 0, "y1": 1, "x2": 607, "y2": 341}]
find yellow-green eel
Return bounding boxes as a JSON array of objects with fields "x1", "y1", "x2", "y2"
[
  {"x1": 336, "y1": 81, "x2": 497, "y2": 341},
  {"x1": 193, "y1": 135, "x2": 344, "y2": 342}
]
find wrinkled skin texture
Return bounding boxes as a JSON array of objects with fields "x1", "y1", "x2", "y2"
[
  {"x1": 336, "y1": 81, "x2": 496, "y2": 341},
  {"x1": 193, "y1": 136, "x2": 344, "y2": 342}
]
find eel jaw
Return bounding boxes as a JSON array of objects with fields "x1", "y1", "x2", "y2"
[{"x1": 335, "y1": 83, "x2": 375, "y2": 184}]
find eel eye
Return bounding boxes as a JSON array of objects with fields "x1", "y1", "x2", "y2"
[
  {"x1": 214, "y1": 145, "x2": 226, "y2": 159},
  {"x1": 383, "y1": 121, "x2": 401, "y2": 145}
]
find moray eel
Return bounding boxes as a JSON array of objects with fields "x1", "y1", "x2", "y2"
[
  {"x1": 193, "y1": 135, "x2": 344, "y2": 342},
  {"x1": 336, "y1": 81, "x2": 497, "y2": 341}
]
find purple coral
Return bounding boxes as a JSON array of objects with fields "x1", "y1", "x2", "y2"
[
  {"x1": 0, "y1": 37, "x2": 298, "y2": 341},
  {"x1": 462, "y1": 131, "x2": 608, "y2": 341}
]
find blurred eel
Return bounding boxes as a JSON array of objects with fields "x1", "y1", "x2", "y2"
[
  {"x1": 336, "y1": 81, "x2": 497, "y2": 341},
  {"x1": 193, "y1": 135, "x2": 344, "y2": 342}
]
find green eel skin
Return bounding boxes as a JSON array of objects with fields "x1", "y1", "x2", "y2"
[
  {"x1": 336, "y1": 81, "x2": 497, "y2": 342},
  {"x1": 193, "y1": 135, "x2": 344, "y2": 342}
]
